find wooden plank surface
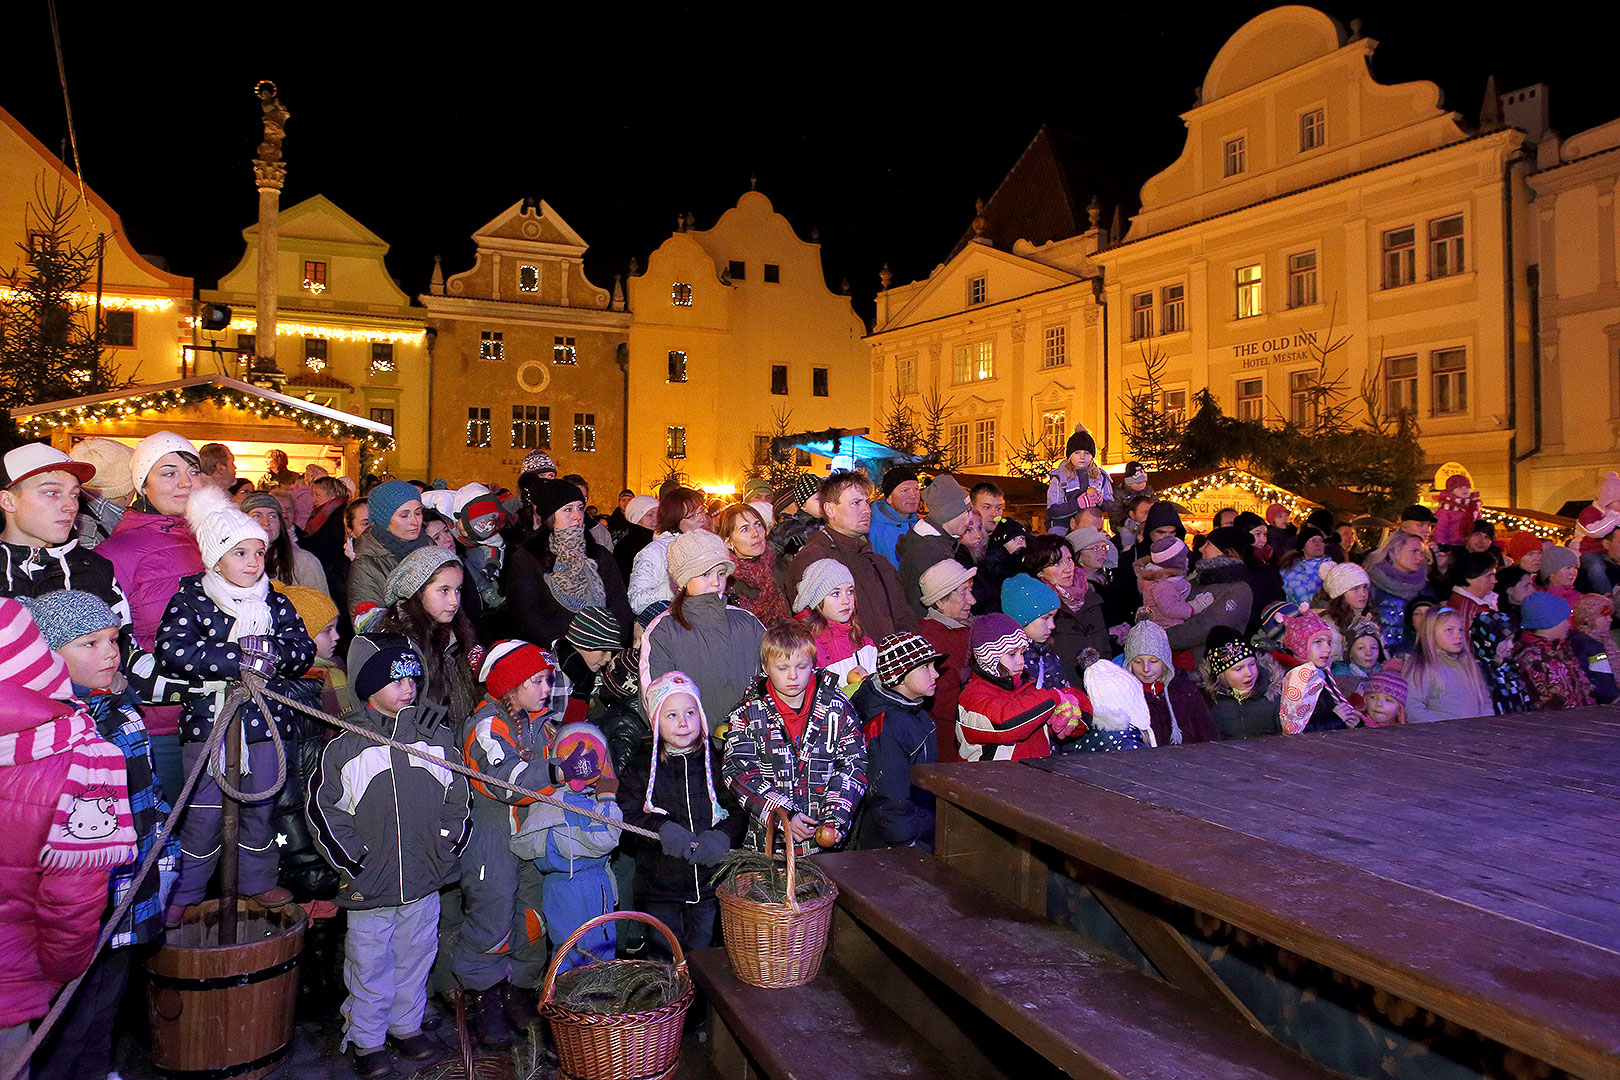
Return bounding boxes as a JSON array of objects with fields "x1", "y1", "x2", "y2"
[{"x1": 912, "y1": 756, "x2": 1620, "y2": 1080}]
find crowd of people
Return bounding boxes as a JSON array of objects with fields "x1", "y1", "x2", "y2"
[{"x1": 0, "y1": 425, "x2": 1613, "y2": 1079}]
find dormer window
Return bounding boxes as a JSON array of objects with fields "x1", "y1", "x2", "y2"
[
  {"x1": 519, "y1": 265, "x2": 540, "y2": 292},
  {"x1": 672, "y1": 282, "x2": 693, "y2": 306},
  {"x1": 1223, "y1": 136, "x2": 1247, "y2": 177},
  {"x1": 967, "y1": 275, "x2": 987, "y2": 306}
]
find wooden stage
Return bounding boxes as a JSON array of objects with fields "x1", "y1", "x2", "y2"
[{"x1": 913, "y1": 709, "x2": 1620, "y2": 1080}]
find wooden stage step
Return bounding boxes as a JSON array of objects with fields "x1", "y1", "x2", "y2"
[{"x1": 815, "y1": 846, "x2": 1343, "y2": 1080}]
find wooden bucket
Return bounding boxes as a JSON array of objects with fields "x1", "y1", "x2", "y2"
[{"x1": 145, "y1": 898, "x2": 307, "y2": 1080}]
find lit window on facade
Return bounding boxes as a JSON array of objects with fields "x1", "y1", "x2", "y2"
[
  {"x1": 973, "y1": 418, "x2": 997, "y2": 466},
  {"x1": 1236, "y1": 378, "x2": 1265, "y2": 421},
  {"x1": 573, "y1": 413, "x2": 597, "y2": 453},
  {"x1": 553, "y1": 336, "x2": 577, "y2": 364},
  {"x1": 511, "y1": 405, "x2": 549, "y2": 449},
  {"x1": 304, "y1": 337, "x2": 328, "y2": 372},
  {"x1": 952, "y1": 341, "x2": 994, "y2": 384},
  {"x1": 1289, "y1": 370, "x2": 1316, "y2": 426},
  {"x1": 948, "y1": 423, "x2": 969, "y2": 465},
  {"x1": 520, "y1": 265, "x2": 540, "y2": 292},
  {"x1": 1041, "y1": 410, "x2": 1067, "y2": 456},
  {"x1": 1235, "y1": 264, "x2": 1263, "y2": 319},
  {"x1": 370, "y1": 342, "x2": 395, "y2": 375},
  {"x1": 666, "y1": 426, "x2": 687, "y2": 458},
  {"x1": 668, "y1": 350, "x2": 688, "y2": 383},
  {"x1": 467, "y1": 407, "x2": 492, "y2": 448},
  {"x1": 302, "y1": 260, "x2": 326, "y2": 293},
  {"x1": 672, "y1": 282, "x2": 693, "y2": 306},
  {"x1": 480, "y1": 330, "x2": 504, "y2": 360},
  {"x1": 1043, "y1": 326, "x2": 1067, "y2": 367}
]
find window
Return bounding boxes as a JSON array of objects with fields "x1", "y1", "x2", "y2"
[
  {"x1": 896, "y1": 354, "x2": 917, "y2": 394},
  {"x1": 25, "y1": 231, "x2": 46, "y2": 263},
  {"x1": 511, "y1": 405, "x2": 550, "y2": 449},
  {"x1": 304, "y1": 337, "x2": 328, "y2": 372},
  {"x1": 480, "y1": 330, "x2": 504, "y2": 360},
  {"x1": 237, "y1": 333, "x2": 256, "y2": 357},
  {"x1": 973, "y1": 419, "x2": 997, "y2": 467},
  {"x1": 1042, "y1": 326, "x2": 1067, "y2": 368},
  {"x1": 102, "y1": 310, "x2": 134, "y2": 347},
  {"x1": 1431, "y1": 348, "x2": 1467, "y2": 415},
  {"x1": 573, "y1": 413, "x2": 596, "y2": 453},
  {"x1": 1162, "y1": 388, "x2": 1188, "y2": 426},
  {"x1": 668, "y1": 350, "x2": 687, "y2": 383},
  {"x1": 1161, "y1": 285, "x2": 1185, "y2": 334},
  {"x1": 1383, "y1": 354, "x2": 1418, "y2": 415},
  {"x1": 671, "y1": 282, "x2": 693, "y2": 306},
  {"x1": 467, "y1": 407, "x2": 492, "y2": 448},
  {"x1": 948, "y1": 423, "x2": 969, "y2": 465},
  {"x1": 1289, "y1": 370, "x2": 1316, "y2": 427},
  {"x1": 1041, "y1": 410, "x2": 1067, "y2": 456},
  {"x1": 368, "y1": 342, "x2": 395, "y2": 375},
  {"x1": 519, "y1": 265, "x2": 540, "y2": 293},
  {"x1": 1236, "y1": 377, "x2": 1265, "y2": 421},
  {"x1": 1300, "y1": 108, "x2": 1325, "y2": 152},
  {"x1": 553, "y1": 336, "x2": 577, "y2": 365},
  {"x1": 1130, "y1": 292, "x2": 1154, "y2": 340},
  {"x1": 369, "y1": 407, "x2": 395, "y2": 430},
  {"x1": 763, "y1": 264, "x2": 780, "y2": 284},
  {"x1": 967, "y1": 275, "x2": 987, "y2": 306},
  {"x1": 753, "y1": 435, "x2": 773, "y2": 465},
  {"x1": 728, "y1": 260, "x2": 746, "y2": 281},
  {"x1": 666, "y1": 426, "x2": 687, "y2": 459},
  {"x1": 1223, "y1": 136, "x2": 1247, "y2": 177},
  {"x1": 812, "y1": 367, "x2": 828, "y2": 397},
  {"x1": 302, "y1": 261, "x2": 326, "y2": 292},
  {"x1": 1430, "y1": 215, "x2": 1465, "y2": 278},
  {"x1": 953, "y1": 340, "x2": 994, "y2": 384},
  {"x1": 1382, "y1": 227, "x2": 1416, "y2": 289},
  {"x1": 1235, "y1": 264, "x2": 1263, "y2": 319},
  {"x1": 1287, "y1": 251, "x2": 1318, "y2": 309},
  {"x1": 770, "y1": 364, "x2": 788, "y2": 395}
]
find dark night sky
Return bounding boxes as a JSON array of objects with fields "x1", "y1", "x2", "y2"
[{"x1": 6, "y1": 4, "x2": 1615, "y2": 322}]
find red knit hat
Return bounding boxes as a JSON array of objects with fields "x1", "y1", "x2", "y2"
[
  {"x1": 1504, "y1": 531, "x2": 1542, "y2": 563},
  {"x1": 478, "y1": 640, "x2": 553, "y2": 699}
]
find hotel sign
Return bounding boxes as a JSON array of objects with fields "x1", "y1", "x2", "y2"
[{"x1": 1232, "y1": 330, "x2": 1319, "y2": 369}]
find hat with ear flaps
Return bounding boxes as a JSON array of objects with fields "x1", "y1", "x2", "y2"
[{"x1": 641, "y1": 670, "x2": 726, "y2": 822}]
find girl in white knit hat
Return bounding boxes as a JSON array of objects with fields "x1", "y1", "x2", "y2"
[{"x1": 792, "y1": 557, "x2": 878, "y2": 697}]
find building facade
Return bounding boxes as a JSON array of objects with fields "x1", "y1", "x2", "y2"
[
  {"x1": 626, "y1": 190, "x2": 869, "y2": 496},
  {"x1": 202, "y1": 195, "x2": 430, "y2": 478},
  {"x1": 421, "y1": 198, "x2": 630, "y2": 498}
]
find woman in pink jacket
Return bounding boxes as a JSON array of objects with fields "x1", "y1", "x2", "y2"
[{"x1": 96, "y1": 432, "x2": 204, "y2": 796}]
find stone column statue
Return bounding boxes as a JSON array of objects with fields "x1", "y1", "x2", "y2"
[{"x1": 251, "y1": 80, "x2": 288, "y2": 385}]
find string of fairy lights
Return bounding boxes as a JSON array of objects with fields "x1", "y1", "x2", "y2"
[
  {"x1": 1157, "y1": 468, "x2": 1313, "y2": 517},
  {"x1": 0, "y1": 288, "x2": 176, "y2": 312},
  {"x1": 185, "y1": 316, "x2": 425, "y2": 346}
]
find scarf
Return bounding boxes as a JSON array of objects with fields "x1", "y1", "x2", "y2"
[
  {"x1": 729, "y1": 549, "x2": 790, "y2": 624},
  {"x1": 1366, "y1": 557, "x2": 1428, "y2": 600},
  {"x1": 0, "y1": 693, "x2": 137, "y2": 869},
  {"x1": 545, "y1": 525, "x2": 606, "y2": 612},
  {"x1": 372, "y1": 524, "x2": 432, "y2": 562},
  {"x1": 926, "y1": 609, "x2": 968, "y2": 629},
  {"x1": 1051, "y1": 574, "x2": 1088, "y2": 613}
]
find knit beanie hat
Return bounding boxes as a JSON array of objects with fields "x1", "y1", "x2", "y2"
[
  {"x1": 1399, "y1": 504, "x2": 1437, "y2": 524},
  {"x1": 238, "y1": 490, "x2": 284, "y2": 522},
  {"x1": 881, "y1": 466, "x2": 918, "y2": 499},
  {"x1": 1322, "y1": 561, "x2": 1370, "y2": 599},
  {"x1": 1206, "y1": 525, "x2": 1252, "y2": 556},
  {"x1": 478, "y1": 639, "x2": 553, "y2": 699},
  {"x1": 875, "y1": 632, "x2": 945, "y2": 688},
  {"x1": 970, "y1": 612, "x2": 1029, "y2": 671},
  {"x1": 1266, "y1": 503, "x2": 1290, "y2": 523},
  {"x1": 1001, "y1": 574, "x2": 1059, "y2": 627},
  {"x1": 1539, "y1": 545, "x2": 1579, "y2": 581},
  {"x1": 385, "y1": 546, "x2": 462, "y2": 605},
  {"x1": 1204, "y1": 627, "x2": 1253, "y2": 680},
  {"x1": 792, "y1": 473, "x2": 822, "y2": 509},
  {"x1": 1065, "y1": 427, "x2": 1096, "y2": 457},
  {"x1": 1233, "y1": 511, "x2": 1265, "y2": 535},
  {"x1": 19, "y1": 590, "x2": 117, "y2": 652},
  {"x1": 566, "y1": 608, "x2": 622, "y2": 652},
  {"x1": 919, "y1": 559, "x2": 976, "y2": 609},
  {"x1": 522, "y1": 476, "x2": 586, "y2": 525},
  {"x1": 1121, "y1": 462, "x2": 1147, "y2": 486},
  {"x1": 186, "y1": 484, "x2": 268, "y2": 570},
  {"x1": 275, "y1": 583, "x2": 339, "y2": 639},
  {"x1": 1082, "y1": 651, "x2": 1152, "y2": 736},
  {"x1": 771, "y1": 485, "x2": 798, "y2": 518},
  {"x1": 1123, "y1": 620, "x2": 1172, "y2": 670},
  {"x1": 458, "y1": 490, "x2": 507, "y2": 542},
  {"x1": 367, "y1": 479, "x2": 422, "y2": 532},
  {"x1": 1470, "y1": 519, "x2": 1496, "y2": 539},
  {"x1": 69, "y1": 438, "x2": 134, "y2": 500},
  {"x1": 1258, "y1": 601, "x2": 1304, "y2": 641},
  {"x1": 1504, "y1": 531, "x2": 1542, "y2": 563},
  {"x1": 793, "y1": 557, "x2": 854, "y2": 614},
  {"x1": 668, "y1": 529, "x2": 734, "y2": 591},
  {"x1": 923, "y1": 474, "x2": 971, "y2": 528},
  {"x1": 1362, "y1": 670, "x2": 1409, "y2": 708},
  {"x1": 1149, "y1": 536, "x2": 1189, "y2": 574},
  {"x1": 129, "y1": 431, "x2": 198, "y2": 494},
  {"x1": 1066, "y1": 525, "x2": 1110, "y2": 553},
  {"x1": 1521, "y1": 590, "x2": 1572, "y2": 631},
  {"x1": 1282, "y1": 610, "x2": 1332, "y2": 657},
  {"x1": 419, "y1": 488, "x2": 457, "y2": 517},
  {"x1": 521, "y1": 450, "x2": 557, "y2": 478},
  {"x1": 349, "y1": 633, "x2": 423, "y2": 703},
  {"x1": 624, "y1": 495, "x2": 659, "y2": 528},
  {"x1": 2, "y1": 599, "x2": 72, "y2": 698},
  {"x1": 1573, "y1": 592, "x2": 1614, "y2": 633},
  {"x1": 749, "y1": 500, "x2": 775, "y2": 529},
  {"x1": 1144, "y1": 501, "x2": 1185, "y2": 538},
  {"x1": 640, "y1": 670, "x2": 725, "y2": 821},
  {"x1": 1599, "y1": 471, "x2": 1620, "y2": 508}
]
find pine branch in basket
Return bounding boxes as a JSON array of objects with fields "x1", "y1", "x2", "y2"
[
  {"x1": 551, "y1": 959, "x2": 690, "y2": 1015},
  {"x1": 709, "y1": 849, "x2": 832, "y2": 904}
]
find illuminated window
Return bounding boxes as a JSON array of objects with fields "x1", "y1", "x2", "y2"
[
  {"x1": 948, "y1": 423, "x2": 969, "y2": 465},
  {"x1": 1130, "y1": 292, "x2": 1153, "y2": 340},
  {"x1": 370, "y1": 342, "x2": 395, "y2": 375},
  {"x1": 102, "y1": 310, "x2": 134, "y2": 348},
  {"x1": 672, "y1": 282, "x2": 693, "y2": 306},
  {"x1": 1431, "y1": 348, "x2": 1467, "y2": 415},
  {"x1": 1223, "y1": 136, "x2": 1247, "y2": 177},
  {"x1": 812, "y1": 367, "x2": 828, "y2": 397},
  {"x1": 952, "y1": 340, "x2": 994, "y2": 384},
  {"x1": 1043, "y1": 326, "x2": 1067, "y2": 368},
  {"x1": 666, "y1": 426, "x2": 687, "y2": 459},
  {"x1": 896, "y1": 354, "x2": 917, "y2": 393},
  {"x1": 1235, "y1": 264, "x2": 1263, "y2": 319},
  {"x1": 1287, "y1": 251, "x2": 1318, "y2": 308},
  {"x1": 467, "y1": 407, "x2": 492, "y2": 448},
  {"x1": 369, "y1": 407, "x2": 394, "y2": 430},
  {"x1": 302, "y1": 261, "x2": 326, "y2": 292},
  {"x1": 1300, "y1": 108, "x2": 1325, "y2": 152},
  {"x1": 1041, "y1": 410, "x2": 1067, "y2": 456},
  {"x1": 967, "y1": 275, "x2": 987, "y2": 306},
  {"x1": 553, "y1": 336, "x2": 577, "y2": 364},
  {"x1": 1430, "y1": 215, "x2": 1465, "y2": 278},
  {"x1": 1289, "y1": 370, "x2": 1315, "y2": 426},
  {"x1": 573, "y1": 413, "x2": 596, "y2": 453},
  {"x1": 480, "y1": 330, "x2": 504, "y2": 360},
  {"x1": 304, "y1": 337, "x2": 328, "y2": 372},
  {"x1": 1236, "y1": 377, "x2": 1264, "y2": 421},
  {"x1": 519, "y1": 265, "x2": 540, "y2": 292},
  {"x1": 1162, "y1": 388, "x2": 1188, "y2": 427},
  {"x1": 1382, "y1": 227, "x2": 1416, "y2": 288},
  {"x1": 763, "y1": 264, "x2": 780, "y2": 284},
  {"x1": 1161, "y1": 285, "x2": 1185, "y2": 334},
  {"x1": 1384, "y1": 354, "x2": 1418, "y2": 415},
  {"x1": 728, "y1": 260, "x2": 746, "y2": 281},
  {"x1": 511, "y1": 405, "x2": 550, "y2": 449},
  {"x1": 668, "y1": 350, "x2": 687, "y2": 383},
  {"x1": 770, "y1": 365, "x2": 788, "y2": 395},
  {"x1": 973, "y1": 419, "x2": 997, "y2": 467}
]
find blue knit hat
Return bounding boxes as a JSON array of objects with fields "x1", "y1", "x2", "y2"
[
  {"x1": 19, "y1": 590, "x2": 118, "y2": 652},
  {"x1": 1000, "y1": 574, "x2": 1059, "y2": 627},
  {"x1": 1520, "y1": 591, "x2": 1572, "y2": 631},
  {"x1": 367, "y1": 480, "x2": 421, "y2": 532}
]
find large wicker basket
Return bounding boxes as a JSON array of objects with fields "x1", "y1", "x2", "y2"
[
  {"x1": 715, "y1": 807, "x2": 839, "y2": 988},
  {"x1": 539, "y1": 911, "x2": 694, "y2": 1080}
]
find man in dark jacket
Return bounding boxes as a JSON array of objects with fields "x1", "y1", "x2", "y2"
[
  {"x1": 850, "y1": 633, "x2": 943, "y2": 850},
  {"x1": 786, "y1": 472, "x2": 918, "y2": 639},
  {"x1": 970, "y1": 482, "x2": 1025, "y2": 615},
  {"x1": 896, "y1": 474, "x2": 976, "y2": 617}
]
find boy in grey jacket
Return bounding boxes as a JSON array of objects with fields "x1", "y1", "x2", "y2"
[{"x1": 309, "y1": 633, "x2": 472, "y2": 1079}]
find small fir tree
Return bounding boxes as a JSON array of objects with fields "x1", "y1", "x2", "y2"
[{"x1": 1118, "y1": 341, "x2": 1185, "y2": 469}]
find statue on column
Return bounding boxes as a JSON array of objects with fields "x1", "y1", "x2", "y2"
[{"x1": 252, "y1": 80, "x2": 289, "y2": 189}]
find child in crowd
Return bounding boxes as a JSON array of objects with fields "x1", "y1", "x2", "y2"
[
  {"x1": 1277, "y1": 610, "x2": 1364, "y2": 734},
  {"x1": 1570, "y1": 594, "x2": 1619, "y2": 704},
  {"x1": 1537, "y1": 547, "x2": 1582, "y2": 607},
  {"x1": 23, "y1": 591, "x2": 175, "y2": 1080},
  {"x1": 1116, "y1": 495, "x2": 1154, "y2": 554},
  {"x1": 1513, "y1": 593, "x2": 1597, "y2": 710},
  {"x1": 1279, "y1": 527, "x2": 1334, "y2": 607},
  {"x1": 723, "y1": 620, "x2": 867, "y2": 855},
  {"x1": 1002, "y1": 573, "x2": 1068, "y2": 690},
  {"x1": 1360, "y1": 671, "x2": 1408, "y2": 727},
  {"x1": 619, "y1": 672, "x2": 742, "y2": 955},
  {"x1": 793, "y1": 558, "x2": 877, "y2": 696},
  {"x1": 1074, "y1": 651, "x2": 1153, "y2": 752},
  {"x1": 1204, "y1": 628, "x2": 1281, "y2": 740},
  {"x1": 160, "y1": 486, "x2": 315, "y2": 925},
  {"x1": 379, "y1": 546, "x2": 482, "y2": 724},
  {"x1": 554, "y1": 607, "x2": 622, "y2": 723},
  {"x1": 850, "y1": 634, "x2": 944, "y2": 849},
  {"x1": 278, "y1": 583, "x2": 349, "y2": 717},
  {"x1": 1123, "y1": 620, "x2": 1216, "y2": 745},
  {"x1": 309, "y1": 633, "x2": 470, "y2": 1079},
  {"x1": 1330, "y1": 618, "x2": 1384, "y2": 699},
  {"x1": 1403, "y1": 607, "x2": 1493, "y2": 722},
  {"x1": 1470, "y1": 610, "x2": 1534, "y2": 715},
  {"x1": 1135, "y1": 537, "x2": 1213, "y2": 630},
  {"x1": 957, "y1": 613, "x2": 1087, "y2": 761},
  {"x1": 1495, "y1": 565, "x2": 1537, "y2": 626},
  {"x1": 1314, "y1": 562, "x2": 1371, "y2": 661}
]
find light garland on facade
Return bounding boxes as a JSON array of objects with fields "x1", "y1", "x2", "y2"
[
  {"x1": 186, "y1": 316, "x2": 425, "y2": 345},
  {"x1": 0, "y1": 287, "x2": 175, "y2": 312},
  {"x1": 1157, "y1": 468, "x2": 1314, "y2": 516}
]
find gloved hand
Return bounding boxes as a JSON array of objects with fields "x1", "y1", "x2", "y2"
[
  {"x1": 658, "y1": 821, "x2": 696, "y2": 859},
  {"x1": 689, "y1": 830, "x2": 731, "y2": 865},
  {"x1": 592, "y1": 774, "x2": 619, "y2": 799},
  {"x1": 1190, "y1": 592, "x2": 1215, "y2": 614},
  {"x1": 236, "y1": 635, "x2": 279, "y2": 679},
  {"x1": 1077, "y1": 488, "x2": 1103, "y2": 508}
]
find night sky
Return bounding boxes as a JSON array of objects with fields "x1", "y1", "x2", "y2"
[{"x1": 6, "y1": 4, "x2": 1614, "y2": 323}]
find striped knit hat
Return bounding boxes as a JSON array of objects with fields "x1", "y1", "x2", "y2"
[
  {"x1": 970, "y1": 613, "x2": 1029, "y2": 672},
  {"x1": 2, "y1": 599, "x2": 73, "y2": 699},
  {"x1": 566, "y1": 608, "x2": 622, "y2": 652},
  {"x1": 479, "y1": 640, "x2": 554, "y2": 700},
  {"x1": 1361, "y1": 670, "x2": 1408, "y2": 708}
]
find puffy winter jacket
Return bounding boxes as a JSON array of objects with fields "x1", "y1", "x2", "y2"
[
  {"x1": 1208, "y1": 667, "x2": 1282, "y2": 740},
  {"x1": 345, "y1": 530, "x2": 403, "y2": 619},
  {"x1": 849, "y1": 679, "x2": 936, "y2": 849},
  {"x1": 627, "y1": 532, "x2": 678, "y2": 615},
  {"x1": 1136, "y1": 561, "x2": 1200, "y2": 628},
  {"x1": 867, "y1": 499, "x2": 919, "y2": 569},
  {"x1": 1045, "y1": 464, "x2": 1113, "y2": 534},
  {"x1": 618, "y1": 743, "x2": 745, "y2": 903},
  {"x1": 957, "y1": 666, "x2": 1067, "y2": 762}
]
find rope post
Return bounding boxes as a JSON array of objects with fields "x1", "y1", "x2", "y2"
[{"x1": 218, "y1": 705, "x2": 242, "y2": 946}]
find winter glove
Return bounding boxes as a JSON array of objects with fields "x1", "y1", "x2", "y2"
[
  {"x1": 689, "y1": 829, "x2": 731, "y2": 865},
  {"x1": 1077, "y1": 488, "x2": 1103, "y2": 508},
  {"x1": 236, "y1": 635, "x2": 279, "y2": 679},
  {"x1": 658, "y1": 821, "x2": 696, "y2": 858},
  {"x1": 1190, "y1": 592, "x2": 1215, "y2": 614},
  {"x1": 592, "y1": 775, "x2": 619, "y2": 799}
]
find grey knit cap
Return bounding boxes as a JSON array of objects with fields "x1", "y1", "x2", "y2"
[
  {"x1": 923, "y1": 474, "x2": 971, "y2": 528},
  {"x1": 566, "y1": 607, "x2": 622, "y2": 652},
  {"x1": 794, "y1": 557, "x2": 854, "y2": 614},
  {"x1": 385, "y1": 545, "x2": 463, "y2": 605},
  {"x1": 1123, "y1": 620, "x2": 1172, "y2": 670},
  {"x1": 19, "y1": 590, "x2": 118, "y2": 651}
]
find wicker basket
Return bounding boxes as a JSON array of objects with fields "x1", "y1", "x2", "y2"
[
  {"x1": 539, "y1": 911, "x2": 694, "y2": 1080},
  {"x1": 715, "y1": 807, "x2": 839, "y2": 988}
]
